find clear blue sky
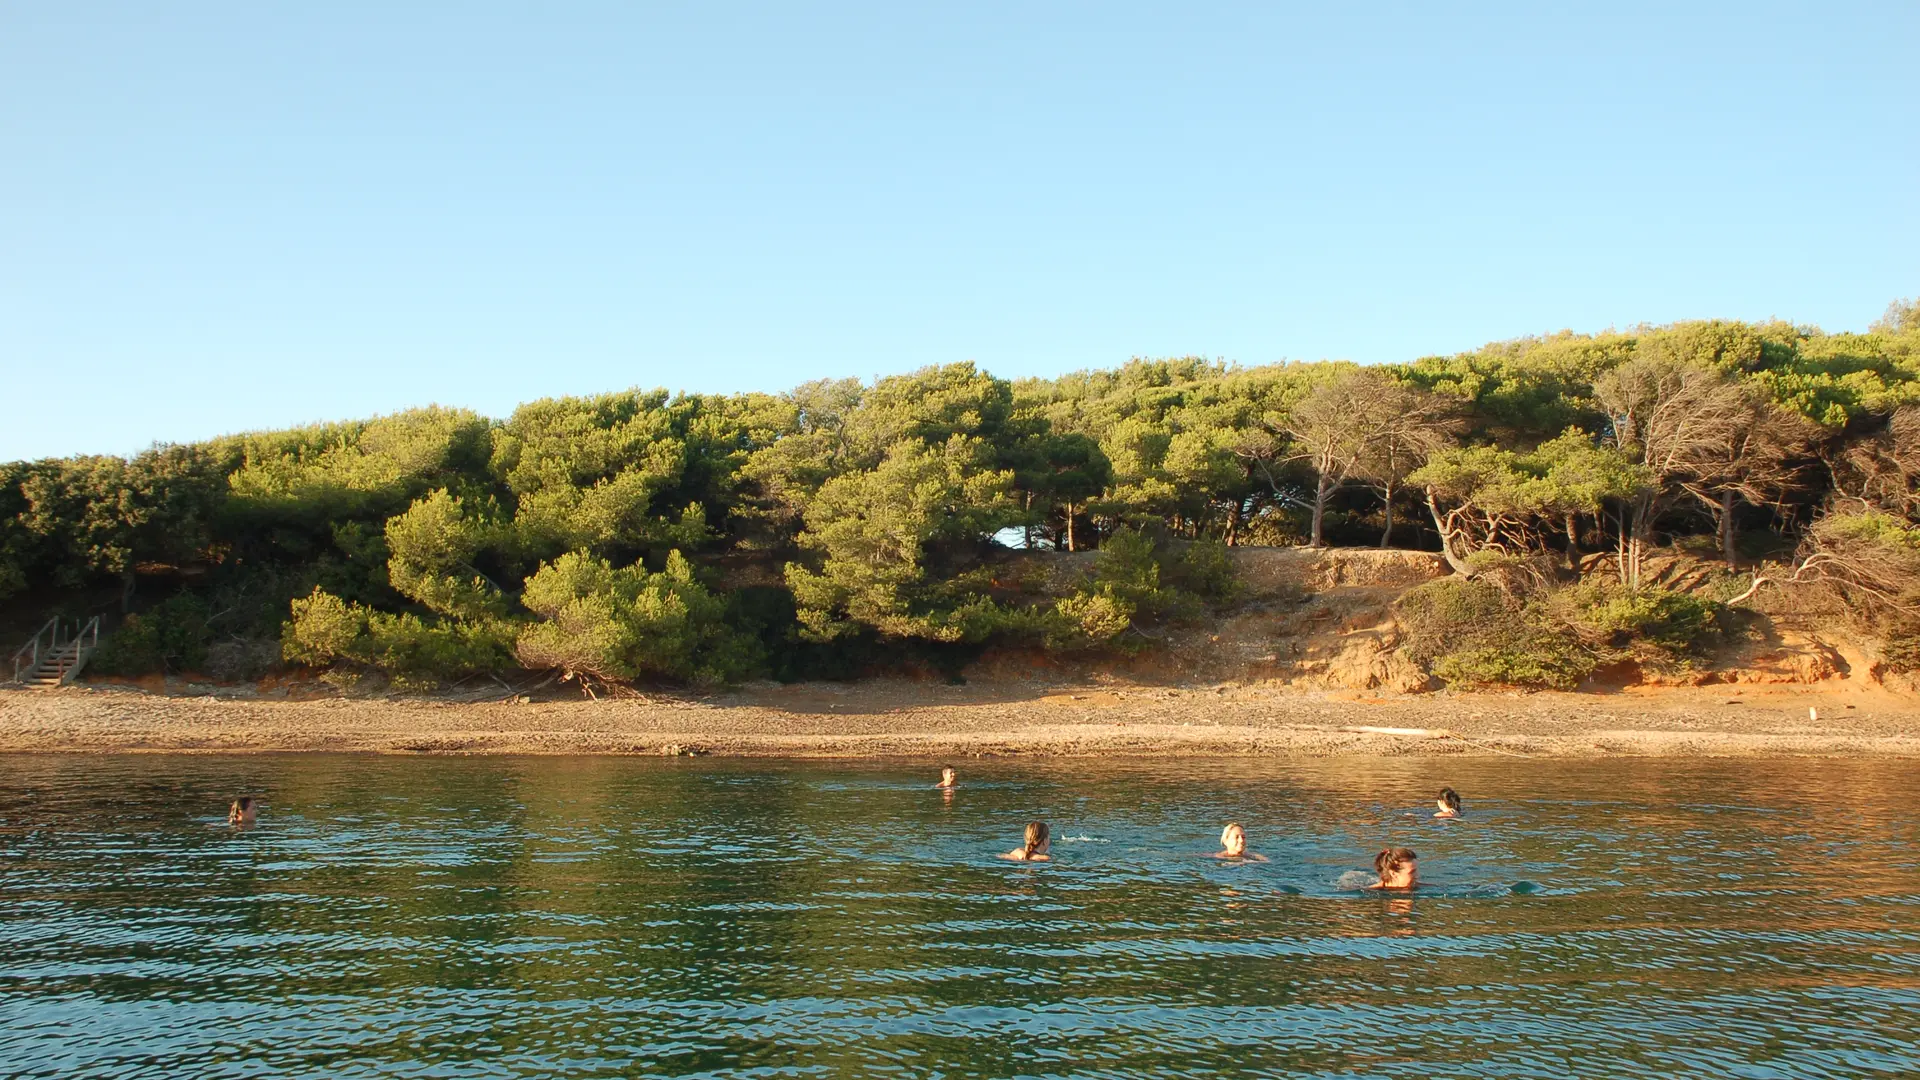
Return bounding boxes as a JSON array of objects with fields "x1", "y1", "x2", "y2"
[{"x1": 2, "y1": 2, "x2": 1915, "y2": 461}]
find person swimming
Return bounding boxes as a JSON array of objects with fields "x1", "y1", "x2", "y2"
[
  {"x1": 1369, "y1": 847, "x2": 1417, "y2": 889},
  {"x1": 1001, "y1": 820, "x2": 1051, "y2": 861},
  {"x1": 1212, "y1": 822, "x2": 1269, "y2": 861},
  {"x1": 935, "y1": 765, "x2": 957, "y2": 789},
  {"x1": 228, "y1": 796, "x2": 258, "y2": 825},
  {"x1": 1435, "y1": 787, "x2": 1462, "y2": 818}
]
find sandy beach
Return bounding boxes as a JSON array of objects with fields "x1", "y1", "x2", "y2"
[{"x1": 4, "y1": 678, "x2": 1919, "y2": 758}]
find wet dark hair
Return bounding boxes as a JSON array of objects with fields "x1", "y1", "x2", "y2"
[
  {"x1": 1438, "y1": 787, "x2": 1461, "y2": 812},
  {"x1": 1023, "y1": 821, "x2": 1050, "y2": 856},
  {"x1": 1374, "y1": 847, "x2": 1417, "y2": 874},
  {"x1": 232, "y1": 796, "x2": 255, "y2": 812},
  {"x1": 941, "y1": 765, "x2": 956, "y2": 774}
]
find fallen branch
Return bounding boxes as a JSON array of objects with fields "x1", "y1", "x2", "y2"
[
  {"x1": 1725, "y1": 573, "x2": 1770, "y2": 605},
  {"x1": 1339, "y1": 724, "x2": 1536, "y2": 757},
  {"x1": 1341, "y1": 725, "x2": 1451, "y2": 737}
]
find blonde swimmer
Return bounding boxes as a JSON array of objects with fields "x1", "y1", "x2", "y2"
[
  {"x1": 1211, "y1": 822, "x2": 1269, "y2": 862},
  {"x1": 1000, "y1": 821, "x2": 1051, "y2": 862}
]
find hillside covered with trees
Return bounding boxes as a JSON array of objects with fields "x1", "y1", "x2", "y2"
[{"x1": 5, "y1": 300, "x2": 1919, "y2": 692}]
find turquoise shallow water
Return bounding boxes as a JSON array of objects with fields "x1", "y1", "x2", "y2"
[{"x1": 1, "y1": 753, "x2": 1917, "y2": 1078}]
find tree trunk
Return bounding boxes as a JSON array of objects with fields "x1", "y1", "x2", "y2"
[
  {"x1": 1424, "y1": 491, "x2": 1474, "y2": 576},
  {"x1": 1625, "y1": 493, "x2": 1653, "y2": 590},
  {"x1": 120, "y1": 567, "x2": 136, "y2": 614},
  {"x1": 1378, "y1": 480, "x2": 1395, "y2": 548},
  {"x1": 1225, "y1": 499, "x2": 1241, "y2": 547},
  {"x1": 1565, "y1": 513, "x2": 1580, "y2": 575},
  {"x1": 1719, "y1": 488, "x2": 1737, "y2": 569},
  {"x1": 1065, "y1": 503, "x2": 1076, "y2": 553},
  {"x1": 1310, "y1": 476, "x2": 1330, "y2": 548},
  {"x1": 1615, "y1": 507, "x2": 1630, "y2": 586}
]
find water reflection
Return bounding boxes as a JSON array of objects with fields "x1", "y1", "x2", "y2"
[{"x1": 1, "y1": 754, "x2": 1917, "y2": 1078}]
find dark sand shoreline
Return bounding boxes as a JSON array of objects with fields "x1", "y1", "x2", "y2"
[{"x1": 5, "y1": 678, "x2": 1919, "y2": 758}]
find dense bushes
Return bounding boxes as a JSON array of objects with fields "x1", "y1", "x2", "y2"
[
  {"x1": 1431, "y1": 634, "x2": 1598, "y2": 692},
  {"x1": 1395, "y1": 574, "x2": 1727, "y2": 691},
  {"x1": 1790, "y1": 509, "x2": 1920, "y2": 672},
  {"x1": 516, "y1": 551, "x2": 755, "y2": 685},
  {"x1": 1553, "y1": 580, "x2": 1723, "y2": 662},
  {"x1": 5, "y1": 301, "x2": 1919, "y2": 689},
  {"x1": 283, "y1": 588, "x2": 516, "y2": 690},
  {"x1": 92, "y1": 594, "x2": 217, "y2": 676},
  {"x1": 1025, "y1": 529, "x2": 1242, "y2": 649},
  {"x1": 1396, "y1": 577, "x2": 1592, "y2": 691},
  {"x1": 1396, "y1": 577, "x2": 1513, "y2": 661}
]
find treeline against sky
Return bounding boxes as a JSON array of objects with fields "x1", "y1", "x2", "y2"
[{"x1": 3, "y1": 300, "x2": 1918, "y2": 688}]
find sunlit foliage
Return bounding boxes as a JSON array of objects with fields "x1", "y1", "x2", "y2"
[{"x1": 5, "y1": 299, "x2": 1919, "y2": 685}]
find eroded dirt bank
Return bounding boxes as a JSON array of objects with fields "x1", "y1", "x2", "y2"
[{"x1": 5, "y1": 679, "x2": 1918, "y2": 758}]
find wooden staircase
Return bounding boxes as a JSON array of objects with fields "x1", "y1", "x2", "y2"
[{"x1": 9, "y1": 617, "x2": 100, "y2": 689}]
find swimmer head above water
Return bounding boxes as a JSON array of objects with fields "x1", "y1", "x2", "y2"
[
  {"x1": 1213, "y1": 822, "x2": 1268, "y2": 861},
  {"x1": 1001, "y1": 820, "x2": 1050, "y2": 861},
  {"x1": 936, "y1": 766, "x2": 957, "y2": 789},
  {"x1": 1371, "y1": 847, "x2": 1417, "y2": 889},
  {"x1": 228, "y1": 796, "x2": 257, "y2": 825},
  {"x1": 1220, "y1": 822, "x2": 1247, "y2": 857},
  {"x1": 1435, "y1": 787, "x2": 1461, "y2": 818}
]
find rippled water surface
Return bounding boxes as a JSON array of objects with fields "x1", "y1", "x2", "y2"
[{"x1": 2, "y1": 754, "x2": 1918, "y2": 1078}]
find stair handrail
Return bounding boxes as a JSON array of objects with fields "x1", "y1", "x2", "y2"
[
  {"x1": 58, "y1": 617, "x2": 103, "y2": 686},
  {"x1": 10, "y1": 617, "x2": 61, "y2": 684}
]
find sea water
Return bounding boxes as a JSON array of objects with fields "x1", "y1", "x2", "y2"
[{"x1": 1, "y1": 754, "x2": 1916, "y2": 1078}]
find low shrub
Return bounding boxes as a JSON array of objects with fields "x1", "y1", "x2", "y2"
[
  {"x1": 1395, "y1": 576, "x2": 1592, "y2": 690},
  {"x1": 1074, "y1": 529, "x2": 1239, "y2": 622},
  {"x1": 1880, "y1": 616, "x2": 1920, "y2": 672},
  {"x1": 1395, "y1": 577, "x2": 1513, "y2": 665},
  {"x1": 283, "y1": 588, "x2": 365, "y2": 666},
  {"x1": 1398, "y1": 574, "x2": 1728, "y2": 689},
  {"x1": 363, "y1": 611, "x2": 515, "y2": 689},
  {"x1": 1170, "y1": 539, "x2": 1240, "y2": 604},
  {"x1": 1086, "y1": 529, "x2": 1177, "y2": 616},
  {"x1": 1800, "y1": 510, "x2": 1920, "y2": 669},
  {"x1": 1549, "y1": 581, "x2": 1724, "y2": 672},
  {"x1": 204, "y1": 637, "x2": 282, "y2": 681},
  {"x1": 93, "y1": 594, "x2": 214, "y2": 675},
  {"x1": 1052, "y1": 591, "x2": 1134, "y2": 645},
  {"x1": 1431, "y1": 631, "x2": 1596, "y2": 691},
  {"x1": 1034, "y1": 530, "x2": 1244, "y2": 650},
  {"x1": 283, "y1": 586, "x2": 515, "y2": 689}
]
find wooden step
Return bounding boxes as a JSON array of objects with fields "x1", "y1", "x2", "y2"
[
  {"x1": 25, "y1": 657, "x2": 81, "y2": 686},
  {"x1": 11, "y1": 616, "x2": 100, "y2": 689}
]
